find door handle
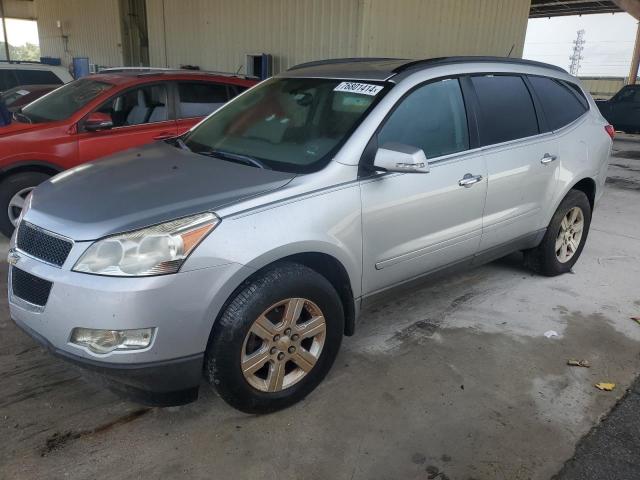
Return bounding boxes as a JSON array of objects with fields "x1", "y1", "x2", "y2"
[
  {"x1": 541, "y1": 153, "x2": 558, "y2": 165},
  {"x1": 153, "y1": 131, "x2": 174, "y2": 140},
  {"x1": 458, "y1": 173, "x2": 483, "y2": 187}
]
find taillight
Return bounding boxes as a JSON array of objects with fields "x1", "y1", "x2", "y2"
[{"x1": 605, "y1": 124, "x2": 615, "y2": 140}]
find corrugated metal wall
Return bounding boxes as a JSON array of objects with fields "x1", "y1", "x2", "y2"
[
  {"x1": 359, "y1": 0, "x2": 530, "y2": 58},
  {"x1": 35, "y1": 0, "x2": 124, "y2": 67},
  {"x1": 147, "y1": 0, "x2": 531, "y2": 73},
  {"x1": 31, "y1": 0, "x2": 531, "y2": 73},
  {"x1": 579, "y1": 77, "x2": 626, "y2": 99},
  {"x1": 4, "y1": 0, "x2": 37, "y2": 19},
  {"x1": 146, "y1": 0, "x2": 363, "y2": 73}
]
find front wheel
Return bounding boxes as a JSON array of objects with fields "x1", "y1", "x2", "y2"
[
  {"x1": 0, "y1": 171, "x2": 51, "y2": 238},
  {"x1": 205, "y1": 262, "x2": 344, "y2": 414},
  {"x1": 524, "y1": 189, "x2": 592, "y2": 276}
]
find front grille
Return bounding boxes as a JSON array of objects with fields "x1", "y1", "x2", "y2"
[
  {"x1": 16, "y1": 222, "x2": 73, "y2": 267},
  {"x1": 11, "y1": 267, "x2": 53, "y2": 307}
]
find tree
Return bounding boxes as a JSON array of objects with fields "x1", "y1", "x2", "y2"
[{"x1": 0, "y1": 42, "x2": 41, "y2": 61}]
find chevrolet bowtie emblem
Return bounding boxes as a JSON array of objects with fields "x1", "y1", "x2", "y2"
[{"x1": 7, "y1": 249, "x2": 20, "y2": 266}]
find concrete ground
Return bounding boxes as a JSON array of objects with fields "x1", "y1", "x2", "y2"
[{"x1": 1, "y1": 139, "x2": 640, "y2": 480}]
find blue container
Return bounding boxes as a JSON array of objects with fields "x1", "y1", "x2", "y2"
[{"x1": 72, "y1": 57, "x2": 90, "y2": 78}]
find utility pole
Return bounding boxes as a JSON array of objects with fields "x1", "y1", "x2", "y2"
[
  {"x1": 628, "y1": 22, "x2": 640, "y2": 85},
  {"x1": 569, "y1": 29, "x2": 586, "y2": 76},
  {"x1": 0, "y1": 0, "x2": 10, "y2": 62}
]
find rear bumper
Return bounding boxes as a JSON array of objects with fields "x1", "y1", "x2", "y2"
[{"x1": 13, "y1": 316, "x2": 203, "y2": 406}]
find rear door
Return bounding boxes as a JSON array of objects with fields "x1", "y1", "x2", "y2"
[
  {"x1": 360, "y1": 77, "x2": 487, "y2": 294},
  {"x1": 469, "y1": 74, "x2": 559, "y2": 252},
  {"x1": 77, "y1": 82, "x2": 177, "y2": 162},
  {"x1": 175, "y1": 81, "x2": 235, "y2": 135}
]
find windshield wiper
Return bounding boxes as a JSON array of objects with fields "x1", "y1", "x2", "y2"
[
  {"x1": 166, "y1": 136, "x2": 190, "y2": 151},
  {"x1": 197, "y1": 149, "x2": 270, "y2": 170},
  {"x1": 12, "y1": 111, "x2": 32, "y2": 124}
]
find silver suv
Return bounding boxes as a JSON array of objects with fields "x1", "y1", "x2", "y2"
[{"x1": 8, "y1": 57, "x2": 612, "y2": 413}]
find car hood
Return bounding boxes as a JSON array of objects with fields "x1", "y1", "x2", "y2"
[
  {"x1": 26, "y1": 142, "x2": 296, "y2": 240},
  {"x1": 0, "y1": 119, "x2": 48, "y2": 136}
]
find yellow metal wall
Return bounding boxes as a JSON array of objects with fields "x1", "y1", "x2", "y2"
[
  {"x1": 35, "y1": 0, "x2": 124, "y2": 67},
  {"x1": 359, "y1": 0, "x2": 530, "y2": 58},
  {"x1": 31, "y1": 0, "x2": 532, "y2": 72},
  {"x1": 579, "y1": 77, "x2": 626, "y2": 100},
  {"x1": 147, "y1": 0, "x2": 531, "y2": 73},
  {"x1": 3, "y1": 0, "x2": 37, "y2": 19}
]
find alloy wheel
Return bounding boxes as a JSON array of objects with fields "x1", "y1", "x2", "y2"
[
  {"x1": 241, "y1": 298, "x2": 326, "y2": 392},
  {"x1": 8, "y1": 187, "x2": 34, "y2": 227},
  {"x1": 555, "y1": 206, "x2": 584, "y2": 263}
]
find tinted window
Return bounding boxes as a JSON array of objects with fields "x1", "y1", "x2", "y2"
[
  {"x1": 529, "y1": 76, "x2": 588, "y2": 131},
  {"x1": 471, "y1": 75, "x2": 538, "y2": 145},
  {"x1": 177, "y1": 82, "x2": 229, "y2": 119},
  {"x1": 0, "y1": 70, "x2": 17, "y2": 91},
  {"x1": 21, "y1": 79, "x2": 113, "y2": 123},
  {"x1": 97, "y1": 84, "x2": 169, "y2": 127},
  {"x1": 378, "y1": 78, "x2": 469, "y2": 158},
  {"x1": 15, "y1": 69, "x2": 63, "y2": 85}
]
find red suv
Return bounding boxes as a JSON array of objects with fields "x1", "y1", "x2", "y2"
[{"x1": 0, "y1": 71, "x2": 256, "y2": 236}]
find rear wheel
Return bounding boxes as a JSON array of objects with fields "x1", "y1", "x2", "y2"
[
  {"x1": 205, "y1": 262, "x2": 344, "y2": 414},
  {"x1": 524, "y1": 189, "x2": 592, "y2": 276},
  {"x1": 0, "y1": 171, "x2": 51, "y2": 238}
]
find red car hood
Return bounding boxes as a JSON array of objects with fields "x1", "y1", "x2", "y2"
[{"x1": 0, "y1": 120, "x2": 50, "y2": 137}]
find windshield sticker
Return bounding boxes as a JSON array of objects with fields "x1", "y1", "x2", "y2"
[
  {"x1": 334, "y1": 82, "x2": 383, "y2": 96},
  {"x1": 16, "y1": 90, "x2": 30, "y2": 96}
]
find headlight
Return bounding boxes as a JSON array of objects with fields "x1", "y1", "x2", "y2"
[{"x1": 73, "y1": 212, "x2": 219, "y2": 276}]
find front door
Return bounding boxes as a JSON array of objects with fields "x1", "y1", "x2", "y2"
[
  {"x1": 77, "y1": 83, "x2": 177, "y2": 162},
  {"x1": 606, "y1": 85, "x2": 640, "y2": 132},
  {"x1": 361, "y1": 78, "x2": 487, "y2": 295}
]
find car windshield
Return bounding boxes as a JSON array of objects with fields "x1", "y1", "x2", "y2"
[
  {"x1": 20, "y1": 79, "x2": 113, "y2": 123},
  {"x1": 182, "y1": 77, "x2": 387, "y2": 173}
]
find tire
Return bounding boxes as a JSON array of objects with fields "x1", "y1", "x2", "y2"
[
  {"x1": 205, "y1": 262, "x2": 344, "y2": 414},
  {"x1": 524, "y1": 189, "x2": 592, "y2": 276},
  {"x1": 0, "y1": 171, "x2": 51, "y2": 238}
]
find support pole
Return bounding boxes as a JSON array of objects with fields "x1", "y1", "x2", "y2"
[
  {"x1": 629, "y1": 22, "x2": 640, "y2": 85},
  {"x1": 0, "y1": 0, "x2": 10, "y2": 62}
]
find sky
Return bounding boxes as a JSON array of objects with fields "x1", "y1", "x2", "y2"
[
  {"x1": 523, "y1": 12, "x2": 638, "y2": 77},
  {"x1": 0, "y1": 18, "x2": 39, "y2": 46}
]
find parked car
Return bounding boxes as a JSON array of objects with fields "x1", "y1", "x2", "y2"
[
  {"x1": 1, "y1": 84, "x2": 58, "y2": 112},
  {"x1": 8, "y1": 57, "x2": 612, "y2": 413},
  {"x1": 0, "y1": 61, "x2": 72, "y2": 92},
  {"x1": 595, "y1": 84, "x2": 640, "y2": 133},
  {"x1": 0, "y1": 70, "x2": 256, "y2": 236}
]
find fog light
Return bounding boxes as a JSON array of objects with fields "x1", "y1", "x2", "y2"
[{"x1": 70, "y1": 327, "x2": 155, "y2": 354}]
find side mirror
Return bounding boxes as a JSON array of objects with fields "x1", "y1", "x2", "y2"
[
  {"x1": 373, "y1": 143, "x2": 429, "y2": 173},
  {"x1": 84, "y1": 112, "x2": 113, "y2": 132}
]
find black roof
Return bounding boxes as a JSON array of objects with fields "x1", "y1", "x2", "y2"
[{"x1": 286, "y1": 56, "x2": 567, "y2": 81}]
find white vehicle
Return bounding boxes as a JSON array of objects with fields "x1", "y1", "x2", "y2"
[{"x1": 0, "y1": 61, "x2": 72, "y2": 92}]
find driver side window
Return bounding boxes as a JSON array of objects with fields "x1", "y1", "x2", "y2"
[
  {"x1": 96, "y1": 84, "x2": 169, "y2": 127},
  {"x1": 378, "y1": 78, "x2": 469, "y2": 159}
]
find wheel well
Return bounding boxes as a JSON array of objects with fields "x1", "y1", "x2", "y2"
[
  {"x1": 571, "y1": 178, "x2": 596, "y2": 210},
  {"x1": 0, "y1": 164, "x2": 61, "y2": 182}
]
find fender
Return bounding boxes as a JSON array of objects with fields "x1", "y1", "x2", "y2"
[
  {"x1": 544, "y1": 174, "x2": 598, "y2": 227},
  {"x1": 0, "y1": 160, "x2": 64, "y2": 176}
]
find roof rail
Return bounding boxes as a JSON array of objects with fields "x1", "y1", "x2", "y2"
[
  {"x1": 288, "y1": 57, "x2": 402, "y2": 71},
  {"x1": 392, "y1": 56, "x2": 567, "y2": 74}
]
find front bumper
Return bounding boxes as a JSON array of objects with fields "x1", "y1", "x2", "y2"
[
  {"x1": 8, "y1": 240, "x2": 254, "y2": 405},
  {"x1": 13, "y1": 317, "x2": 203, "y2": 406}
]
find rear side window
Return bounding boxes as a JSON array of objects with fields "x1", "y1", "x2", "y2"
[
  {"x1": 177, "y1": 82, "x2": 230, "y2": 119},
  {"x1": 471, "y1": 75, "x2": 538, "y2": 146},
  {"x1": 528, "y1": 76, "x2": 588, "y2": 131},
  {"x1": 378, "y1": 78, "x2": 469, "y2": 158},
  {"x1": 15, "y1": 69, "x2": 63, "y2": 85},
  {"x1": 0, "y1": 70, "x2": 18, "y2": 91}
]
